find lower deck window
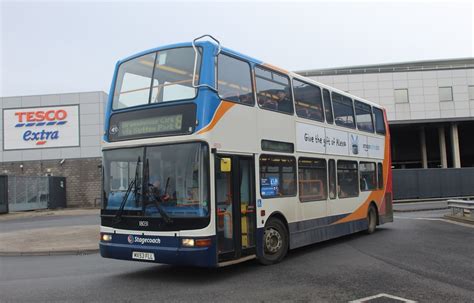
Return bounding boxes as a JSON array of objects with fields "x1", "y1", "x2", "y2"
[
  {"x1": 260, "y1": 155, "x2": 296, "y2": 198},
  {"x1": 337, "y1": 160, "x2": 359, "y2": 198},
  {"x1": 298, "y1": 158, "x2": 327, "y2": 202},
  {"x1": 359, "y1": 162, "x2": 376, "y2": 191}
]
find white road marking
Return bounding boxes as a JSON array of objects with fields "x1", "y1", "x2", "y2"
[
  {"x1": 349, "y1": 293, "x2": 417, "y2": 303},
  {"x1": 394, "y1": 216, "x2": 474, "y2": 228}
]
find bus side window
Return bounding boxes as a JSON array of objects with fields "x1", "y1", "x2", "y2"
[
  {"x1": 259, "y1": 155, "x2": 296, "y2": 198},
  {"x1": 373, "y1": 107, "x2": 386, "y2": 135},
  {"x1": 332, "y1": 92, "x2": 355, "y2": 129},
  {"x1": 323, "y1": 89, "x2": 334, "y2": 124},
  {"x1": 293, "y1": 79, "x2": 324, "y2": 122},
  {"x1": 377, "y1": 163, "x2": 384, "y2": 189},
  {"x1": 255, "y1": 66, "x2": 293, "y2": 115},
  {"x1": 298, "y1": 158, "x2": 327, "y2": 202},
  {"x1": 359, "y1": 162, "x2": 376, "y2": 191},
  {"x1": 337, "y1": 160, "x2": 359, "y2": 198},
  {"x1": 328, "y1": 159, "x2": 336, "y2": 199},
  {"x1": 355, "y1": 101, "x2": 374, "y2": 133},
  {"x1": 217, "y1": 54, "x2": 255, "y2": 105}
]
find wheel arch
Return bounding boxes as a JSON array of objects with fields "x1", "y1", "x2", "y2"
[
  {"x1": 266, "y1": 211, "x2": 290, "y2": 246},
  {"x1": 368, "y1": 201, "x2": 379, "y2": 225}
]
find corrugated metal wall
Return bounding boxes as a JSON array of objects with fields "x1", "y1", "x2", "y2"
[{"x1": 393, "y1": 168, "x2": 474, "y2": 200}]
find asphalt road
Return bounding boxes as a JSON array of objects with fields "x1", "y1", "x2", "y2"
[{"x1": 1, "y1": 210, "x2": 473, "y2": 302}]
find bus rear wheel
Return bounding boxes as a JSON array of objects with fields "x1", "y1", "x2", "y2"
[
  {"x1": 366, "y1": 205, "x2": 377, "y2": 234},
  {"x1": 258, "y1": 218, "x2": 288, "y2": 265}
]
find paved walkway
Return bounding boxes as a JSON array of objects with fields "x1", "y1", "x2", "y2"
[
  {"x1": 393, "y1": 200, "x2": 448, "y2": 212},
  {"x1": 0, "y1": 208, "x2": 99, "y2": 256}
]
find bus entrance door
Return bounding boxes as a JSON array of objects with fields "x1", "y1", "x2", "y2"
[{"x1": 216, "y1": 154, "x2": 256, "y2": 261}]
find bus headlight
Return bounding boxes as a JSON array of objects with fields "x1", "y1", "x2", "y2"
[
  {"x1": 101, "y1": 233, "x2": 113, "y2": 242},
  {"x1": 182, "y1": 239, "x2": 195, "y2": 247},
  {"x1": 182, "y1": 238, "x2": 212, "y2": 247}
]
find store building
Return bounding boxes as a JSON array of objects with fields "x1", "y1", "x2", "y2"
[{"x1": 0, "y1": 91, "x2": 107, "y2": 208}]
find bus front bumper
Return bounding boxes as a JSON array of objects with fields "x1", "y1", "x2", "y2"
[{"x1": 99, "y1": 236, "x2": 217, "y2": 267}]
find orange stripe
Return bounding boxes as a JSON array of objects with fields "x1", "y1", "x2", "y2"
[
  {"x1": 197, "y1": 101, "x2": 235, "y2": 135},
  {"x1": 331, "y1": 125, "x2": 391, "y2": 225}
]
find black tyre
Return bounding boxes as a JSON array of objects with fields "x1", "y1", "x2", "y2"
[
  {"x1": 258, "y1": 217, "x2": 288, "y2": 265},
  {"x1": 366, "y1": 205, "x2": 377, "y2": 234}
]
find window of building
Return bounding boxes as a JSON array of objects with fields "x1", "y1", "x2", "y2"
[
  {"x1": 337, "y1": 160, "x2": 359, "y2": 198},
  {"x1": 355, "y1": 101, "x2": 374, "y2": 133},
  {"x1": 439, "y1": 86, "x2": 453, "y2": 102},
  {"x1": 359, "y1": 162, "x2": 376, "y2": 191},
  {"x1": 217, "y1": 54, "x2": 254, "y2": 105},
  {"x1": 255, "y1": 67, "x2": 293, "y2": 114},
  {"x1": 332, "y1": 92, "x2": 355, "y2": 128},
  {"x1": 323, "y1": 89, "x2": 334, "y2": 124},
  {"x1": 394, "y1": 88, "x2": 409, "y2": 103},
  {"x1": 373, "y1": 107, "x2": 386, "y2": 135},
  {"x1": 469, "y1": 86, "x2": 474, "y2": 100},
  {"x1": 260, "y1": 155, "x2": 296, "y2": 198},
  {"x1": 298, "y1": 158, "x2": 327, "y2": 202},
  {"x1": 377, "y1": 163, "x2": 384, "y2": 189},
  {"x1": 328, "y1": 159, "x2": 336, "y2": 199},
  {"x1": 293, "y1": 79, "x2": 324, "y2": 122}
]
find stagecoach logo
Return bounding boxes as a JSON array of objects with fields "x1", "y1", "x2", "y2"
[
  {"x1": 127, "y1": 235, "x2": 161, "y2": 245},
  {"x1": 109, "y1": 125, "x2": 119, "y2": 135}
]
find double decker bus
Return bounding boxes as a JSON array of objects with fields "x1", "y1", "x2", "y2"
[{"x1": 100, "y1": 35, "x2": 393, "y2": 267}]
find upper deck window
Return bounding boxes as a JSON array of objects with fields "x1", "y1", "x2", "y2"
[
  {"x1": 355, "y1": 101, "x2": 374, "y2": 133},
  {"x1": 293, "y1": 79, "x2": 324, "y2": 122},
  {"x1": 332, "y1": 92, "x2": 355, "y2": 129},
  {"x1": 373, "y1": 107, "x2": 386, "y2": 135},
  {"x1": 217, "y1": 54, "x2": 254, "y2": 105},
  {"x1": 255, "y1": 66, "x2": 293, "y2": 114},
  {"x1": 113, "y1": 47, "x2": 201, "y2": 110},
  {"x1": 322, "y1": 89, "x2": 334, "y2": 124}
]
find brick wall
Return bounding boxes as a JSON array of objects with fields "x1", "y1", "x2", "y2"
[{"x1": 0, "y1": 157, "x2": 101, "y2": 207}]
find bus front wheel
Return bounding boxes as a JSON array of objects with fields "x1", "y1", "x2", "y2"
[
  {"x1": 366, "y1": 205, "x2": 377, "y2": 234},
  {"x1": 258, "y1": 217, "x2": 288, "y2": 265}
]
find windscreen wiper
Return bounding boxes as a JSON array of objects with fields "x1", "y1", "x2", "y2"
[
  {"x1": 114, "y1": 156, "x2": 141, "y2": 224},
  {"x1": 147, "y1": 190, "x2": 173, "y2": 224},
  {"x1": 143, "y1": 160, "x2": 173, "y2": 224}
]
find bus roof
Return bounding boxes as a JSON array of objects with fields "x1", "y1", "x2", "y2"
[{"x1": 119, "y1": 41, "x2": 385, "y2": 111}]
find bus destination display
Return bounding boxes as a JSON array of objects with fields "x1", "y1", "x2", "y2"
[{"x1": 119, "y1": 114, "x2": 183, "y2": 137}]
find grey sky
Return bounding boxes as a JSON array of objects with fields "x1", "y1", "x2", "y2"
[{"x1": 1, "y1": 0, "x2": 472, "y2": 97}]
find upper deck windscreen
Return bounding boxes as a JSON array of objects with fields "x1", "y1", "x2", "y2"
[{"x1": 112, "y1": 47, "x2": 201, "y2": 110}]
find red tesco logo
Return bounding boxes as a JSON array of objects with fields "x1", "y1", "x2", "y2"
[{"x1": 15, "y1": 109, "x2": 68, "y2": 123}]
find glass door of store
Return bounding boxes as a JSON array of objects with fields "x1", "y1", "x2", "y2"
[{"x1": 215, "y1": 154, "x2": 256, "y2": 261}]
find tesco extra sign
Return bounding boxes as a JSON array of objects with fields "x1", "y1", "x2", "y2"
[{"x1": 3, "y1": 105, "x2": 79, "y2": 150}]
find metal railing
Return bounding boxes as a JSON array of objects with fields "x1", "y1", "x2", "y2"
[{"x1": 447, "y1": 199, "x2": 474, "y2": 219}]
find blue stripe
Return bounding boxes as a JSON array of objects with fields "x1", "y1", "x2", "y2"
[
  {"x1": 56, "y1": 121, "x2": 67, "y2": 125},
  {"x1": 36, "y1": 122, "x2": 46, "y2": 126},
  {"x1": 47, "y1": 121, "x2": 56, "y2": 126},
  {"x1": 15, "y1": 123, "x2": 25, "y2": 127},
  {"x1": 25, "y1": 123, "x2": 35, "y2": 127}
]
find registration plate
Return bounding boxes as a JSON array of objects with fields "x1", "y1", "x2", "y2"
[{"x1": 132, "y1": 251, "x2": 155, "y2": 261}]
